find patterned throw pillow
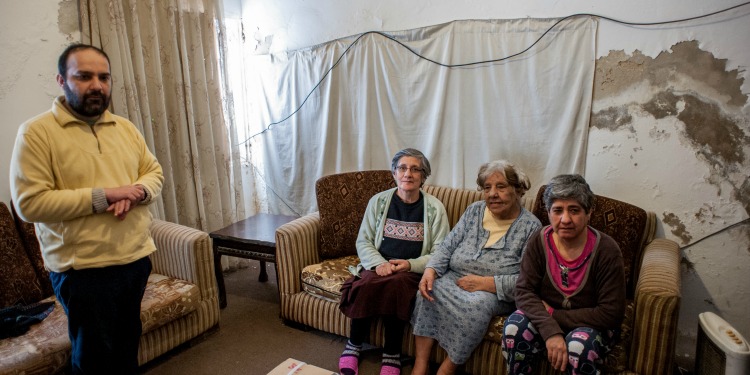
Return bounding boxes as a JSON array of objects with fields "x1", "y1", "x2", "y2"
[
  {"x1": 140, "y1": 273, "x2": 200, "y2": 334},
  {"x1": 316, "y1": 170, "x2": 396, "y2": 259},
  {"x1": 301, "y1": 255, "x2": 359, "y2": 302},
  {"x1": 602, "y1": 301, "x2": 635, "y2": 373},
  {"x1": 0, "y1": 203, "x2": 45, "y2": 308},
  {"x1": 10, "y1": 201, "x2": 54, "y2": 297}
]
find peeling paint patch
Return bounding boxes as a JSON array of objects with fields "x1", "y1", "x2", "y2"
[
  {"x1": 738, "y1": 180, "x2": 750, "y2": 223},
  {"x1": 595, "y1": 41, "x2": 747, "y2": 108},
  {"x1": 648, "y1": 126, "x2": 670, "y2": 142},
  {"x1": 253, "y1": 27, "x2": 274, "y2": 55},
  {"x1": 639, "y1": 90, "x2": 747, "y2": 165},
  {"x1": 677, "y1": 95, "x2": 746, "y2": 165},
  {"x1": 590, "y1": 106, "x2": 633, "y2": 131},
  {"x1": 663, "y1": 212, "x2": 693, "y2": 244},
  {"x1": 594, "y1": 40, "x2": 750, "y2": 219},
  {"x1": 642, "y1": 91, "x2": 679, "y2": 119},
  {"x1": 58, "y1": 0, "x2": 79, "y2": 38}
]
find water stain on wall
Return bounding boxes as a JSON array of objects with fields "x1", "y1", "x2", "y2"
[
  {"x1": 594, "y1": 40, "x2": 746, "y2": 107},
  {"x1": 663, "y1": 212, "x2": 693, "y2": 244},
  {"x1": 57, "y1": 0, "x2": 79, "y2": 39},
  {"x1": 591, "y1": 41, "x2": 750, "y2": 222}
]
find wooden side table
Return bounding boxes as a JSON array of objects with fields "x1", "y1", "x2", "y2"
[{"x1": 210, "y1": 213, "x2": 297, "y2": 308}]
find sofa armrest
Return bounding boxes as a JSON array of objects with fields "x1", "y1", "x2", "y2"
[
  {"x1": 275, "y1": 212, "x2": 321, "y2": 297},
  {"x1": 149, "y1": 219, "x2": 217, "y2": 302},
  {"x1": 629, "y1": 238, "x2": 681, "y2": 375}
]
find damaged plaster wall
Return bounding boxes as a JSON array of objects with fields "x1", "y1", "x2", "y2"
[
  {"x1": 588, "y1": 40, "x2": 750, "y2": 367},
  {"x1": 0, "y1": 0, "x2": 79, "y2": 203}
]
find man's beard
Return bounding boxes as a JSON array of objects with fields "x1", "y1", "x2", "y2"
[{"x1": 63, "y1": 84, "x2": 111, "y2": 117}]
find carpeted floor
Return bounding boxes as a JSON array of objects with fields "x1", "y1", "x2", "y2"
[{"x1": 141, "y1": 262, "x2": 410, "y2": 375}]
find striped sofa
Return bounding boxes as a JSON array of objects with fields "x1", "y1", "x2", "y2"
[
  {"x1": 0, "y1": 201, "x2": 220, "y2": 374},
  {"x1": 275, "y1": 170, "x2": 681, "y2": 375}
]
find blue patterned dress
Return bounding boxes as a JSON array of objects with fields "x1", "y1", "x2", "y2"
[{"x1": 411, "y1": 201, "x2": 541, "y2": 364}]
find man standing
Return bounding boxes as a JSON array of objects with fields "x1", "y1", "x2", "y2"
[{"x1": 9, "y1": 44, "x2": 163, "y2": 374}]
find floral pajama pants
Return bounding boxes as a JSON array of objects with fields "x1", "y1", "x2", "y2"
[{"x1": 501, "y1": 310, "x2": 615, "y2": 375}]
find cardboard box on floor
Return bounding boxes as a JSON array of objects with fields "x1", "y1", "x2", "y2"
[{"x1": 267, "y1": 358, "x2": 337, "y2": 375}]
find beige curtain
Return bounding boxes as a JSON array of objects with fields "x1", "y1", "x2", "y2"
[{"x1": 79, "y1": 0, "x2": 259, "y2": 270}]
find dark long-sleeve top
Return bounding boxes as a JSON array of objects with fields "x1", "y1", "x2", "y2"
[{"x1": 514, "y1": 226, "x2": 626, "y2": 341}]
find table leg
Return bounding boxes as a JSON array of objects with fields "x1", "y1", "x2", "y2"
[
  {"x1": 258, "y1": 260, "x2": 268, "y2": 282},
  {"x1": 213, "y1": 246, "x2": 227, "y2": 309}
]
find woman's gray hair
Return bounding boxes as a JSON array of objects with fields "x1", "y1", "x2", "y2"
[
  {"x1": 475, "y1": 160, "x2": 531, "y2": 198},
  {"x1": 543, "y1": 174, "x2": 595, "y2": 213},
  {"x1": 391, "y1": 148, "x2": 432, "y2": 179}
]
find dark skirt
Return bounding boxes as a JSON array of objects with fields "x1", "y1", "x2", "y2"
[{"x1": 339, "y1": 270, "x2": 422, "y2": 321}]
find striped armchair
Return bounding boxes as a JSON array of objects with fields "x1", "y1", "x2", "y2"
[
  {"x1": 0, "y1": 200, "x2": 219, "y2": 374},
  {"x1": 275, "y1": 171, "x2": 681, "y2": 375},
  {"x1": 139, "y1": 219, "x2": 221, "y2": 365}
]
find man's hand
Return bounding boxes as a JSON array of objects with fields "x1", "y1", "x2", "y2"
[
  {"x1": 418, "y1": 268, "x2": 437, "y2": 302},
  {"x1": 546, "y1": 334, "x2": 568, "y2": 371},
  {"x1": 107, "y1": 199, "x2": 131, "y2": 220},
  {"x1": 104, "y1": 185, "x2": 145, "y2": 205},
  {"x1": 104, "y1": 185, "x2": 145, "y2": 220},
  {"x1": 456, "y1": 274, "x2": 494, "y2": 293}
]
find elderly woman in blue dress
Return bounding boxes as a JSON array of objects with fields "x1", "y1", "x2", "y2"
[{"x1": 410, "y1": 160, "x2": 542, "y2": 375}]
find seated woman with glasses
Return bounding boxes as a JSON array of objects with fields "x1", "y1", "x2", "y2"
[
  {"x1": 410, "y1": 160, "x2": 541, "y2": 375},
  {"x1": 338, "y1": 148, "x2": 450, "y2": 375},
  {"x1": 501, "y1": 174, "x2": 626, "y2": 375}
]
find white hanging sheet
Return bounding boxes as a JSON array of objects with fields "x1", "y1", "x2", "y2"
[{"x1": 244, "y1": 17, "x2": 597, "y2": 214}]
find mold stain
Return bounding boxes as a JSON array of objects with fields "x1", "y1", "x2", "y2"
[
  {"x1": 680, "y1": 255, "x2": 696, "y2": 272},
  {"x1": 57, "y1": 0, "x2": 79, "y2": 39},
  {"x1": 590, "y1": 106, "x2": 634, "y2": 132},
  {"x1": 648, "y1": 127, "x2": 670, "y2": 142},
  {"x1": 639, "y1": 91, "x2": 747, "y2": 165},
  {"x1": 593, "y1": 40, "x2": 750, "y2": 219},
  {"x1": 663, "y1": 212, "x2": 693, "y2": 245},
  {"x1": 735, "y1": 165, "x2": 750, "y2": 218}
]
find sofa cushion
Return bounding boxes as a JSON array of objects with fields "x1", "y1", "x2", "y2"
[
  {"x1": 531, "y1": 186, "x2": 648, "y2": 298},
  {"x1": 10, "y1": 202, "x2": 54, "y2": 298},
  {"x1": 0, "y1": 203, "x2": 46, "y2": 308},
  {"x1": 140, "y1": 273, "x2": 200, "y2": 334},
  {"x1": 602, "y1": 300, "x2": 634, "y2": 373},
  {"x1": 316, "y1": 171, "x2": 396, "y2": 259},
  {"x1": 0, "y1": 296, "x2": 71, "y2": 375},
  {"x1": 483, "y1": 315, "x2": 508, "y2": 343},
  {"x1": 301, "y1": 255, "x2": 359, "y2": 302}
]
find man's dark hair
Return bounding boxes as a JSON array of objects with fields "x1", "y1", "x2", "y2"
[{"x1": 57, "y1": 43, "x2": 111, "y2": 77}]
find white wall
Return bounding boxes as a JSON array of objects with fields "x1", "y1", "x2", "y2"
[
  {"x1": 0, "y1": 0, "x2": 79, "y2": 203},
  {"x1": 232, "y1": 0, "x2": 750, "y2": 370}
]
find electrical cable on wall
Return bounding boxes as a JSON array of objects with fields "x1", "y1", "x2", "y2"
[
  {"x1": 240, "y1": 2, "x2": 750, "y2": 231},
  {"x1": 237, "y1": 1, "x2": 750, "y2": 147}
]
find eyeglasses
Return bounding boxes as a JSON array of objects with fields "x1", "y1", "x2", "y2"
[{"x1": 396, "y1": 166, "x2": 423, "y2": 174}]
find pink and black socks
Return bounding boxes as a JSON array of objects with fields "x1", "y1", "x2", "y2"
[
  {"x1": 380, "y1": 352, "x2": 401, "y2": 375},
  {"x1": 339, "y1": 340, "x2": 362, "y2": 375}
]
